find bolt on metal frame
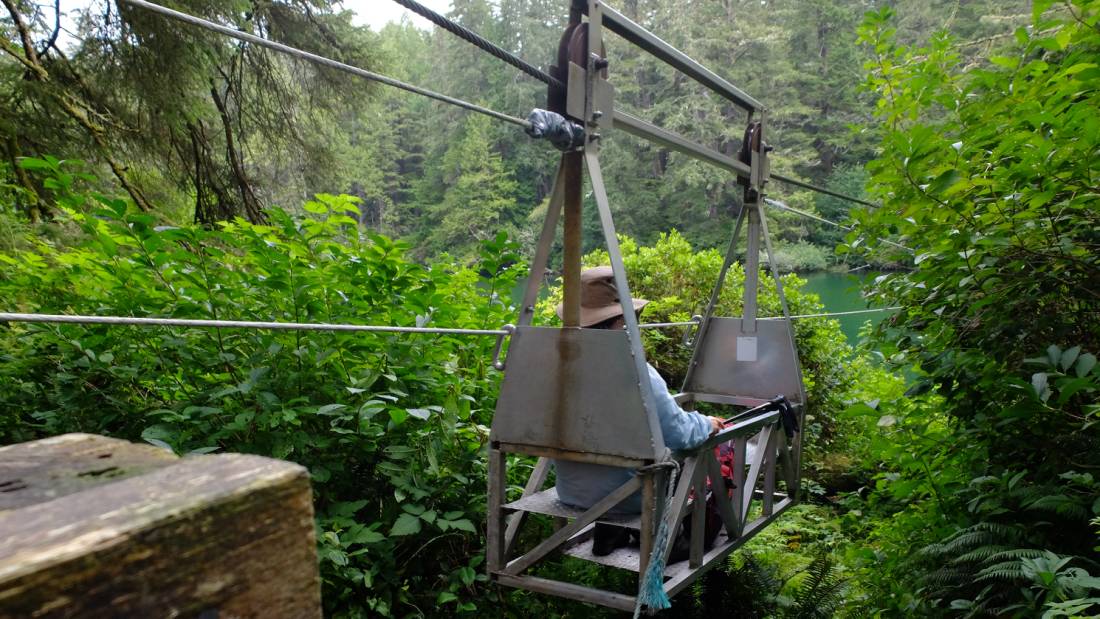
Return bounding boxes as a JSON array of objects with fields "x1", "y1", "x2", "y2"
[{"x1": 487, "y1": 0, "x2": 807, "y2": 612}]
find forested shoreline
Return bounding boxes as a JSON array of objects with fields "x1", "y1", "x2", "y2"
[{"x1": 2, "y1": 1, "x2": 1098, "y2": 617}]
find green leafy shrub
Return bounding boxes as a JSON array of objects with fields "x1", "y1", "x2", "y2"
[
  {"x1": 767, "y1": 241, "x2": 831, "y2": 273},
  {"x1": 844, "y1": 3, "x2": 1100, "y2": 614},
  {"x1": 0, "y1": 192, "x2": 523, "y2": 617}
]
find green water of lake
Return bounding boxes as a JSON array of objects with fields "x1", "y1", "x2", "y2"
[{"x1": 799, "y1": 271, "x2": 888, "y2": 345}]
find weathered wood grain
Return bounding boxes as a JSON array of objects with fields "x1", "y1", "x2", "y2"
[
  {"x1": 0, "y1": 434, "x2": 177, "y2": 512},
  {"x1": 0, "y1": 433, "x2": 321, "y2": 619}
]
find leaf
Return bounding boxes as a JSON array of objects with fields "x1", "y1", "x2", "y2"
[
  {"x1": 1031, "y1": 373, "x2": 1050, "y2": 402},
  {"x1": 1047, "y1": 345, "x2": 1062, "y2": 366},
  {"x1": 312, "y1": 465, "x2": 331, "y2": 483},
  {"x1": 1060, "y1": 346, "x2": 1081, "y2": 371},
  {"x1": 348, "y1": 530, "x2": 385, "y2": 545},
  {"x1": 877, "y1": 415, "x2": 898, "y2": 428},
  {"x1": 303, "y1": 200, "x2": 328, "y2": 214},
  {"x1": 928, "y1": 169, "x2": 961, "y2": 195},
  {"x1": 456, "y1": 566, "x2": 476, "y2": 586},
  {"x1": 18, "y1": 157, "x2": 52, "y2": 171},
  {"x1": 1077, "y1": 353, "x2": 1097, "y2": 378},
  {"x1": 406, "y1": 407, "x2": 432, "y2": 420},
  {"x1": 389, "y1": 513, "x2": 421, "y2": 536},
  {"x1": 315, "y1": 404, "x2": 347, "y2": 416},
  {"x1": 144, "y1": 438, "x2": 174, "y2": 452},
  {"x1": 437, "y1": 592, "x2": 458, "y2": 605},
  {"x1": 449, "y1": 519, "x2": 476, "y2": 533}
]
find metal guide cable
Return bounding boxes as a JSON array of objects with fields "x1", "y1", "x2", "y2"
[
  {"x1": 764, "y1": 198, "x2": 914, "y2": 254},
  {"x1": 771, "y1": 173, "x2": 879, "y2": 209},
  {"x1": 0, "y1": 310, "x2": 899, "y2": 333},
  {"x1": 0, "y1": 313, "x2": 511, "y2": 336},
  {"x1": 119, "y1": 0, "x2": 531, "y2": 129},
  {"x1": 390, "y1": 0, "x2": 563, "y2": 89}
]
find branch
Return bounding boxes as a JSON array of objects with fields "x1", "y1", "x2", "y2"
[
  {"x1": 1, "y1": 0, "x2": 41, "y2": 66},
  {"x1": 36, "y1": 0, "x2": 61, "y2": 58}
]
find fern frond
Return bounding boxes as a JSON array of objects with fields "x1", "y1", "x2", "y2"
[
  {"x1": 1023, "y1": 494, "x2": 1089, "y2": 520},
  {"x1": 789, "y1": 551, "x2": 848, "y2": 619},
  {"x1": 975, "y1": 560, "x2": 1026, "y2": 583},
  {"x1": 969, "y1": 522, "x2": 1029, "y2": 541},
  {"x1": 922, "y1": 567, "x2": 971, "y2": 586},
  {"x1": 986, "y1": 548, "x2": 1047, "y2": 563},
  {"x1": 941, "y1": 531, "x2": 1001, "y2": 554},
  {"x1": 953, "y1": 545, "x2": 1012, "y2": 565}
]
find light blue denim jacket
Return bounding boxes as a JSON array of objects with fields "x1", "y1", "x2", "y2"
[{"x1": 553, "y1": 363, "x2": 712, "y2": 514}]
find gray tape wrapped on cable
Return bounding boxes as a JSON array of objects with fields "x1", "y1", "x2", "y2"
[{"x1": 525, "y1": 109, "x2": 585, "y2": 152}]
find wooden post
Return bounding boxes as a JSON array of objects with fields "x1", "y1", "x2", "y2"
[{"x1": 0, "y1": 433, "x2": 321, "y2": 618}]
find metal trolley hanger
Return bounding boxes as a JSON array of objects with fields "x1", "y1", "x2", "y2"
[{"x1": 487, "y1": 1, "x2": 807, "y2": 614}]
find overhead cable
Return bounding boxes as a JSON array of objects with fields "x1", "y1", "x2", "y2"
[
  {"x1": 771, "y1": 173, "x2": 880, "y2": 208},
  {"x1": 119, "y1": 0, "x2": 532, "y2": 129},
  {"x1": 390, "y1": 0, "x2": 563, "y2": 89},
  {"x1": 764, "y1": 198, "x2": 914, "y2": 254},
  {"x1": 0, "y1": 313, "x2": 512, "y2": 336}
]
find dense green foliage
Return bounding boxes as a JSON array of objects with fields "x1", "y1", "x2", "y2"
[
  {"x1": 837, "y1": 2, "x2": 1100, "y2": 615},
  {"x1": 0, "y1": 181, "x2": 527, "y2": 615}
]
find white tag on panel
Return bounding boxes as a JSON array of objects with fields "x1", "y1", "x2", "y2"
[{"x1": 736, "y1": 336, "x2": 758, "y2": 362}]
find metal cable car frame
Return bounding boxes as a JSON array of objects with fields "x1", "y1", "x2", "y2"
[{"x1": 487, "y1": 0, "x2": 807, "y2": 612}]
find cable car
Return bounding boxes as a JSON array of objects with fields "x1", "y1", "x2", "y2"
[{"x1": 486, "y1": 2, "x2": 807, "y2": 613}]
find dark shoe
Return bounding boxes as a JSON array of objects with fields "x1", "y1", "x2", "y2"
[{"x1": 592, "y1": 523, "x2": 632, "y2": 556}]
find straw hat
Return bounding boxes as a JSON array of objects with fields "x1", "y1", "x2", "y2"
[{"x1": 555, "y1": 266, "x2": 649, "y2": 327}]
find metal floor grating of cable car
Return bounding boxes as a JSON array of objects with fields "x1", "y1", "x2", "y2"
[{"x1": 504, "y1": 482, "x2": 793, "y2": 575}]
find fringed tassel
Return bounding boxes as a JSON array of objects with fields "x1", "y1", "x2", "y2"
[
  {"x1": 634, "y1": 518, "x2": 673, "y2": 616},
  {"x1": 633, "y1": 459, "x2": 680, "y2": 618}
]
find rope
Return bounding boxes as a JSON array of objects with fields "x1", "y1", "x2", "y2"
[
  {"x1": 763, "y1": 198, "x2": 914, "y2": 254},
  {"x1": 119, "y1": 0, "x2": 532, "y2": 129},
  {"x1": 634, "y1": 459, "x2": 681, "y2": 617},
  {"x1": 771, "y1": 173, "x2": 879, "y2": 209},
  {"x1": 390, "y1": 0, "x2": 563, "y2": 89},
  {"x1": 0, "y1": 313, "x2": 511, "y2": 336}
]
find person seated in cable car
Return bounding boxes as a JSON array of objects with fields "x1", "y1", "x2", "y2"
[{"x1": 553, "y1": 266, "x2": 723, "y2": 555}]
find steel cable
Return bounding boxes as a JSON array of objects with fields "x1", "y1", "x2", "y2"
[
  {"x1": 0, "y1": 313, "x2": 512, "y2": 336},
  {"x1": 390, "y1": 0, "x2": 563, "y2": 89},
  {"x1": 764, "y1": 198, "x2": 913, "y2": 254},
  {"x1": 0, "y1": 311, "x2": 899, "y2": 333},
  {"x1": 771, "y1": 173, "x2": 880, "y2": 209},
  {"x1": 119, "y1": 0, "x2": 531, "y2": 129}
]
